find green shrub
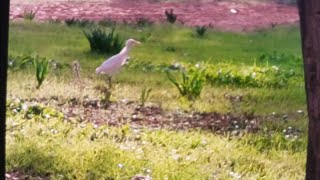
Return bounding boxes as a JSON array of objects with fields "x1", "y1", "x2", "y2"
[
  {"x1": 195, "y1": 26, "x2": 207, "y2": 37},
  {"x1": 205, "y1": 64, "x2": 296, "y2": 88},
  {"x1": 127, "y1": 61, "x2": 296, "y2": 89},
  {"x1": 165, "y1": 9, "x2": 177, "y2": 23},
  {"x1": 258, "y1": 51, "x2": 301, "y2": 65},
  {"x1": 166, "y1": 66, "x2": 206, "y2": 100},
  {"x1": 84, "y1": 28, "x2": 124, "y2": 54}
]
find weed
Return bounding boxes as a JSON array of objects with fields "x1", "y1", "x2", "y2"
[
  {"x1": 65, "y1": 18, "x2": 93, "y2": 27},
  {"x1": 72, "y1": 60, "x2": 82, "y2": 86},
  {"x1": 98, "y1": 19, "x2": 117, "y2": 27},
  {"x1": 164, "y1": 46, "x2": 176, "y2": 52},
  {"x1": 48, "y1": 18, "x2": 61, "y2": 24},
  {"x1": 84, "y1": 28, "x2": 124, "y2": 54},
  {"x1": 136, "y1": 17, "x2": 153, "y2": 27},
  {"x1": 23, "y1": 10, "x2": 37, "y2": 21},
  {"x1": 165, "y1": 9, "x2": 177, "y2": 23},
  {"x1": 166, "y1": 66, "x2": 206, "y2": 100},
  {"x1": 195, "y1": 25, "x2": 207, "y2": 37},
  {"x1": 94, "y1": 84, "x2": 112, "y2": 107},
  {"x1": 35, "y1": 58, "x2": 50, "y2": 89},
  {"x1": 139, "y1": 32, "x2": 152, "y2": 42},
  {"x1": 140, "y1": 87, "x2": 152, "y2": 107}
]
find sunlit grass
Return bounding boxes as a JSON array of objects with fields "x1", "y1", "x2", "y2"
[{"x1": 6, "y1": 116, "x2": 306, "y2": 179}]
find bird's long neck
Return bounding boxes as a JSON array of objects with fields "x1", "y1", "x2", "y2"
[{"x1": 119, "y1": 46, "x2": 131, "y2": 56}]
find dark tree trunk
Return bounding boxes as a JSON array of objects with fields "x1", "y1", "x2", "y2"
[
  {"x1": 297, "y1": 0, "x2": 320, "y2": 179},
  {"x1": 0, "y1": 0, "x2": 10, "y2": 178}
]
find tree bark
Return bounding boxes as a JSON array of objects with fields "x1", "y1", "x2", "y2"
[
  {"x1": 297, "y1": 0, "x2": 320, "y2": 179},
  {"x1": 0, "y1": 0, "x2": 10, "y2": 178}
]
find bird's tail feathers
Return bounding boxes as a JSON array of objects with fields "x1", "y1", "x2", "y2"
[{"x1": 96, "y1": 67, "x2": 101, "y2": 74}]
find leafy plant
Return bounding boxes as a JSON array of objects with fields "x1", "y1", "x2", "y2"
[
  {"x1": 140, "y1": 87, "x2": 152, "y2": 107},
  {"x1": 166, "y1": 66, "x2": 206, "y2": 100},
  {"x1": 195, "y1": 25, "x2": 207, "y2": 37},
  {"x1": 23, "y1": 10, "x2": 37, "y2": 21},
  {"x1": 35, "y1": 58, "x2": 50, "y2": 89},
  {"x1": 84, "y1": 28, "x2": 124, "y2": 54},
  {"x1": 165, "y1": 9, "x2": 177, "y2": 23}
]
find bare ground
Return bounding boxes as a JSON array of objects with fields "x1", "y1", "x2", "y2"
[{"x1": 10, "y1": 0, "x2": 299, "y2": 31}]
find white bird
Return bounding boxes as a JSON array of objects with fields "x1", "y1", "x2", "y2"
[{"x1": 96, "y1": 38, "x2": 141, "y2": 87}]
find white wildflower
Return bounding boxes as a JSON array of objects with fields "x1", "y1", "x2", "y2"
[
  {"x1": 271, "y1": 66, "x2": 279, "y2": 71},
  {"x1": 117, "y1": 163, "x2": 124, "y2": 169},
  {"x1": 22, "y1": 104, "x2": 28, "y2": 111},
  {"x1": 251, "y1": 72, "x2": 256, "y2": 78}
]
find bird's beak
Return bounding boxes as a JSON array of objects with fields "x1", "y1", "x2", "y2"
[{"x1": 134, "y1": 40, "x2": 141, "y2": 45}]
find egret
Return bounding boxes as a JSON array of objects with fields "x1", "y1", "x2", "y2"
[{"x1": 96, "y1": 38, "x2": 141, "y2": 87}]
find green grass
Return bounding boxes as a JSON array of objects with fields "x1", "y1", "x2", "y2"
[
  {"x1": 7, "y1": 21, "x2": 307, "y2": 179},
  {"x1": 8, "y1": 22, "x2": 305, "y2": 114}
]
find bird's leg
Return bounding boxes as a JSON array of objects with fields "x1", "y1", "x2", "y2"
[{"x1": 107, "y1": 75, "x2": 112, "y2": 89}]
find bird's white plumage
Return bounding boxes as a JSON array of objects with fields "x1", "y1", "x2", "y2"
[{"x1": 96, "y1": 38, "x2": 140, "y2": 76}]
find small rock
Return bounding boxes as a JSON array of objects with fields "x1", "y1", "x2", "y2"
[
  {"x1": 297, "y1": 110, "x2": 303, "y2": 114},
  {"x1": 282, "y1": 114, "x2": 288, "y2": 120}
]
